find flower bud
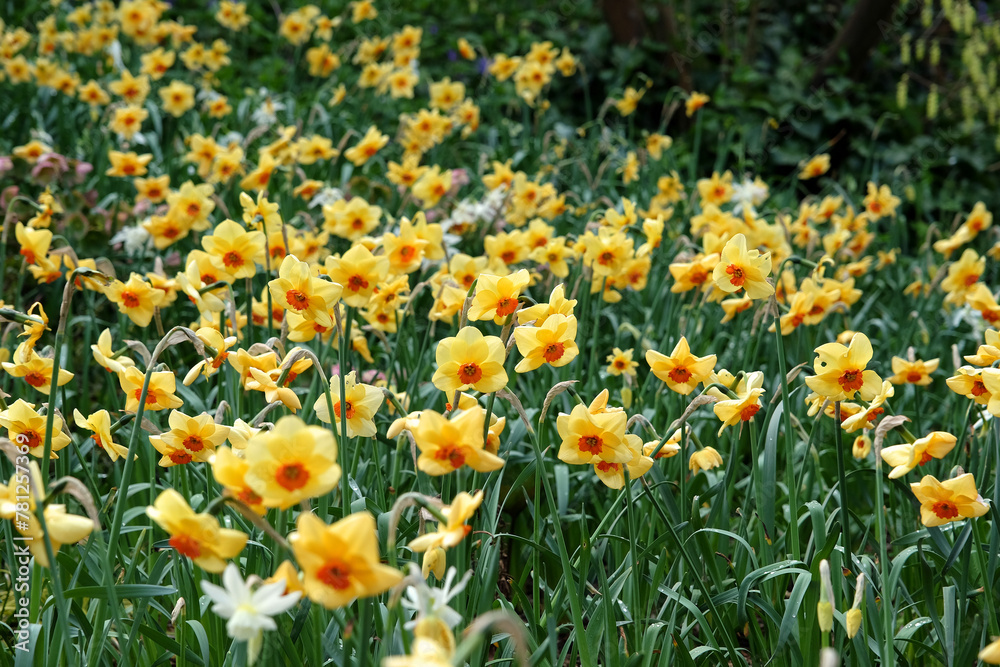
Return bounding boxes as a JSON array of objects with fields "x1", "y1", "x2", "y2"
[
  {"x1": 845, "y1": 608, "x2": 862, "y2": 638},
  {"x1": 413, "y1": 616, "x2": 456, "y2": 654},
  {"x1": 818, "y1": 601, "x2": 834, "y2": 633},
  {"x1": 818, "y1": 560, "x2": 835, "y2": 633},
  {"x1": 422, "y1": 546, "x2": 446, "y2": 580},
  {"x1": 852, "y1": 434, "x2": 872, "y2": 459}
]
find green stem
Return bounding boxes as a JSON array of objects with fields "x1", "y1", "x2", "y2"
[
  {"x1": 482, "y1": 392, "x2": 496, "y2": 452},
  {"x1": 527, "y1": 425, "x2": 593, "y2": 665},
  {"x1": 874, "y1": 447, "x2": 894, "y2": 667},
  {"x1": 834, "y1": 402, "x2": 853, "y2": 574},
  {"x1": 34, "y1": 505, "x2": 78, "y2": 665},
  {"x1": 772, "y1": 298, "x2": 800, "y2": 560},
  {"x1": 622, "y1": 467, "x2": 643, "y2": 651},
  {"x1": 974, "y1": 517, "x2": 1000, "y2": 636}
]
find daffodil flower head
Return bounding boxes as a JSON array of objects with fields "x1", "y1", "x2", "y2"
[
  {"x1": 805, "y1": 332, "x2": 882, "y2": 402},
  {"x1": 201, "y1": 563, "x2": 301, "y2": 665}
]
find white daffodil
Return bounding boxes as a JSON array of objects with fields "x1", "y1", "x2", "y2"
[
  {"x1": 401, "y1": 565, "x2": 471, "y2": 631},
  {"x1": 201, "y1": 563, "x2": 302, "y2": 665}
]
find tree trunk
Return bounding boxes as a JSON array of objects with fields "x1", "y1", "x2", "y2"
[
  {"x1": 600, "y1": 0, "x2": 648, "y2": 46},
  {"x1": 810, "y1": 0, "x2": 900, "y2": 87}
]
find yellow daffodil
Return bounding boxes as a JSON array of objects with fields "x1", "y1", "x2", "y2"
[
  {"x1": 712, "y1": 233, "x2": 774, "y2": 299},
  {"x1": 946, "y1": 366, "x2": 993, "y2": 405},
  {"x1": 412, "y1": 408, "x2": 504, "y2": 475},
  {"x1": 711, "y1": 370, "x2": 766, "y2": 435},
  {"x1": 646, "y1": 337, "x2": 717, "y2": 395},
  {"x1": 290, "y1": 511, "x2": 402, "y2": 609},
  {"x1": 689, "y1": 446, "x2": 723, "y2": 472},
  {"x1": 2, "y1": 345, "x2": 73, "y2": 394},
  {"x1": 408, "y1": 491, "x2": 483, "y2": 552},
  {"x1": 73, "y1": 409, "x2": 130, "y2": 461},
  {"x1": 432, "y1": 326, "x2": 508, "y2": 395},
  {"x1": 105, "y1": 273, "x2": 166, "y2": 327},
  {"x1": 314, "y1": 371, "x2": 384, "y2": 438},
  {"x1": 323, "y1": 244, "x2": 389, "y2": 309},
  {"x1": 805, "y1": 332, "x2": 882, "y2": 402},
  {"x1": 798, "y1": 154, "x2": 831, "y2": 179},
  {"x1": 202, "y1": 219, "x2": 265, "y2": 280},
  {"x1": 909, "y1": 473, "x2": 988, "y2": 527},
  {"x1": 268, "y1": 255, "x2": 342, "y2": 329},
  {"x1": 244, "y1": 415, "x2": 340, "y2": 510},
  {"x1": 555, "y1": 403, "x2": 631, "y2": 466},
  {"x1": 513, "y1": 314, "x2": 579, "y2": 373},
  {"x1": 0, "y1": 399, "x2": 71, "y2": 459},
  {"x1": 118, "y1": 366, "x2": 184, "y2": 413},
  {"x1": 211, "y1": 446, "x2": 266, "y2": 514},
  {"x1": 888, "y1": 356, "x2": 938, "y2": 386},
  {"x1": 147, "y1": 489, "x2": 248, "y2": 573},
  {"x1": 468, "y1": 270, "x2": 531, "y2": 324},
  {"x1": 881, "y1": 432, "x2": 957, "y2": 479},
  {"x1": 606, "y1": 347, "x2": 638, "y2": 377}
]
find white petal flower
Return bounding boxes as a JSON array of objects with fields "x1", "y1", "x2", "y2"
[
  {"x1": 401, "y1": 565, "x2": 471, "y2": 631},
  {"x1": 201, "y1": 564, "x2": 302, "y2": 664}
]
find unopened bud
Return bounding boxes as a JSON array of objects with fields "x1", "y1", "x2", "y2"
[
  {"x1": 845, "y1": 608, "x2": 862, "y2": 638},
  {"x1": 818, "y1": 601, "x2": 834, "y2": 633},
  {"x1": 422, "y1": 546, "x2": 446, "y2": 580},
  {"x1": 852, "y1": 434, "x2": 872, "y2": 459},
  {"x1": 818, "y1": 560, "x2": 835, "y2": 633}
]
